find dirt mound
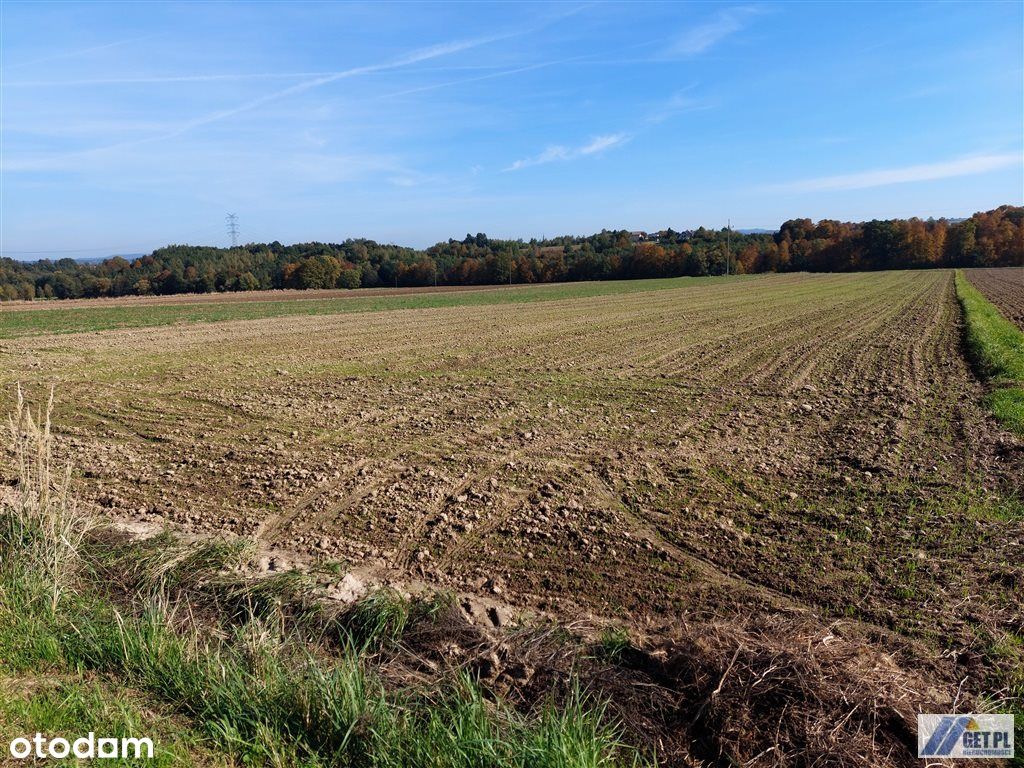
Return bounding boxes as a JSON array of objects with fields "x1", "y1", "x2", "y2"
[
  {"x1": 653, "y1": 619, "x2": 938, "y2": 766},
  {"x1": 388, "y1": 602, "x2": 953, "y2": 767},
  {"x1": 554, "y1": 618, "x2": 944, "y2": 767}
]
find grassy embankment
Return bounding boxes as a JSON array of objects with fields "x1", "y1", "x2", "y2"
[
  {"x1": 0, "y1": 391, "x2": 650, "y2": 767},
  {"x1": 0, "y1": 275, "x2": 749, "y2": 339},
  {"x1": 956, "y1": 270, "x2": 1024, "y2": 767},
  {"x1": 956, "y1": 270, "x2": 1024, "y2": 435}
]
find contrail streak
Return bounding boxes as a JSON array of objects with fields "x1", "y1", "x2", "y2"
[{"x1": 3, "y1": 35, "x2": 156, "y2": 71}]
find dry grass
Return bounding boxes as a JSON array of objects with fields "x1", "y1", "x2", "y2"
[{"x1": 1, "y1": 386, "x2": 93, "y2": 612}]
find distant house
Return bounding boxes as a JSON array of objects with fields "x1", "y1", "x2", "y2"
[{"x1": 628, "y1": 231, "x2": 648, "y2": 243}]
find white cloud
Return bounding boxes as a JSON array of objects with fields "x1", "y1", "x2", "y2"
[
  {"x1": 580, "y1": 134, "x2": 627, "y2": 154},
  {"x1": 505, "y1": 133, "x2": 630, "y2": 171},
  {"x1": 768, "y1": 153, "x2": 1023, "y2": 193},
  {"x1": 668, "y1": 6, "x2": 760, "y2": 57}
]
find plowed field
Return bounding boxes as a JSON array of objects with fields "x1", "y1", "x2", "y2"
[{"x1": 2, "y1": 270, "x2": 1022, "y2": 700}]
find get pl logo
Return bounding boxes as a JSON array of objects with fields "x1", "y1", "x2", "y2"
[{"x1": 918, "y1": 714, "x2": 1014, "y2": 759}]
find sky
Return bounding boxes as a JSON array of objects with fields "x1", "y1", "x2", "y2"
[{"x1": 1, "y1": 1, "x2": 1022, "y2": 257}]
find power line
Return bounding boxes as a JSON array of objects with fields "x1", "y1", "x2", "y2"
[{"x1": 226, "y1": 213, "x2": 239, "y2": 248}]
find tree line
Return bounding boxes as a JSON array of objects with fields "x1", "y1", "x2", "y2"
[{"x1": 2, "y1": 206, "x2": 1020, "y2": 301}]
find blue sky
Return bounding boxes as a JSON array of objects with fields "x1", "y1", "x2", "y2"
[{"x1": 1, "y1": 1, "x2": 1022, "y2": 256}]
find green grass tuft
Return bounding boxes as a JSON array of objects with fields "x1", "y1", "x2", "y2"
[
  {"x1": 597, "y1": 627, "x2": 632, "y2": 663},
  {"x1": 345, "y1": 588, "x2": 412, "y2": 651}
]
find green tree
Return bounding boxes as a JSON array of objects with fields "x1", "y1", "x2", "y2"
[
  {"x1": 338, "y1": 267, "x2": 361, "y2": 289},
  {"x1": 297, "y1": 255, "x2": 341, "y2": 289}
]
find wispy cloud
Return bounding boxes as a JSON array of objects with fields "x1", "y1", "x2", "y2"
[
  {"x1": 503, "y1": 81, "x2": 709, "y2": 174},
  {"x1": 377, "y1": 60, "x2": 560, "y2": 100},
  {"x1": 155, "y1": 36, "x2": 504, "y2": 139},
  {"x1": 579, "y1": 134, "x2": 628, "y2": 154},
  {"x1": 2, "y1": 35, "x2": 509, "y2": 173},
  {"x1": 3, "y1": 72, "x2": 342, "y2": 87},
  {"x1": 0, "y1": 7, "x2": 586, "y2": 88},
  {"x1": 4, "y1": 34, "x2": 155, "y2": 70},
  {"x1": 504, "y1": 133, "x2": 630, "y2": 171},
  {"x1": 667, "y1": 6, "x2": 760, "y2": 57},
  {"x1": 644, "y1": 87, "x2": 714, "y2": 124},
  {"x1": 767, "y1": 153, "x2": 1023, "y2": 192},
  {"x1": 2, "y1": 65, "x2": 515, "y2": 88}
]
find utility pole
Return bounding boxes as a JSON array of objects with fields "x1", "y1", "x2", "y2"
[
  {"x1": 726, "y1": 218, "x2": 731, "y2": 275},
  {"x1": 226, "y1": 213, "x2": 239, "y2": 248}
]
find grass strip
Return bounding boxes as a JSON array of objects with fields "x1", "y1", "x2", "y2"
[
  {"x1": 0, "y1": 275, "x2": 746, "y2": 339},
  {"x1": 955, "y1": 270, "x2": 1024, "y2": 435}
]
